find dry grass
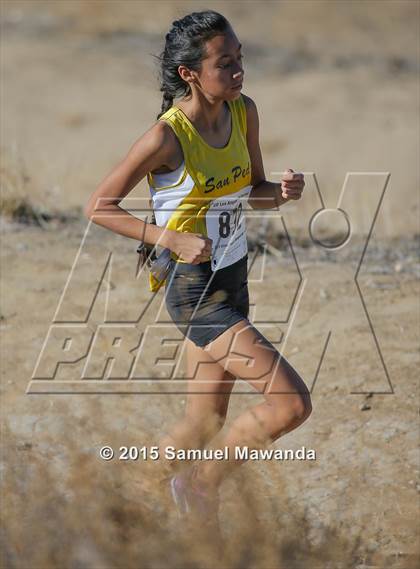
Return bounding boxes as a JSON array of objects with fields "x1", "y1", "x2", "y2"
[
  {"x1": 1, "y1": 2, "x2": 419, "y2": 566},
  {"x1": 0, "y1": 146, "x2": 80, "y2": 227},
  {"x1": 1, "y1": 419, "x2": 375, "y2": 569}
]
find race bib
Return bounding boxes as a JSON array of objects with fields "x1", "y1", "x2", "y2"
[{"x1": 205, "y1": 186, "x2": 251, "y2": 271}]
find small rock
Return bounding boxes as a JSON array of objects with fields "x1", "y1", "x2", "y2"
[
  {"x1": 366, "y1": 541, "x2": 379, "y2": 552},
  {"x1": 16, "y1": 442, "x2": 32, "y2": 451},
  {"x1": 360, "y1": 403, "x2": 371, "y2": 411},
  {"x1": 319, "y1": 288, "x2": 329, "y2": 300},
  {"x1": 394, "y1": 262, "x2": 403, "y2": 273},
  {"x1": 383, "y1": 427, "x2": 398, "y2": 442}
]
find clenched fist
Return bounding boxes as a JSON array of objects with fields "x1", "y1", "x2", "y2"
[
  {"x1": 281, "y1": 169, "x2": 305, "y2": 201},
  {"x1": 169, "y1": 231, "x2": 213, "y2": 264}
]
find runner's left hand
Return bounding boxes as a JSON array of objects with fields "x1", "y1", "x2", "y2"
[{"x1": 281, "y1": 169, "x2": 305, "y2": 200}]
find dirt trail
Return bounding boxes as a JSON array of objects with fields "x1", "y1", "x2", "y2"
[{"x1": 1, "y1": 1, "x2": 419, "y2": 567}]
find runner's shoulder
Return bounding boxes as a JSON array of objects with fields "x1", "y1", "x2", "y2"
[
  {"x1": 148, "y1": 119, "x2": 179, "y2": 152},
  {"x1": 241, "y1": 93, "x2": 258, "y2": 116},
  {"x1": 145, "y1": 119, "x2": 182, "y2": 169},
  {"x1": 241, "y1": 93, "x2": 259, "y2": 132}
]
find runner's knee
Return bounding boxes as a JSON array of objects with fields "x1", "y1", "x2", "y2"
[
  {"x1": 274, "y1": 393, "x2": 312, "y2": 426},
  {"x1": 185, "y1": 409, "x2": 226, "y2": 437}
]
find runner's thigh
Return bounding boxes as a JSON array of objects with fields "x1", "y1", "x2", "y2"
[
  {"x1": 183, "y1": 337, "x2": 237, "y2": 418},
  {"x1": 200, "y1": 320, "x2": 310, "y2": 401}
]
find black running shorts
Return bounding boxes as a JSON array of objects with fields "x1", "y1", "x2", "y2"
[{"x1": 164, "y1": 254, "x2": 249, "y2": 348}]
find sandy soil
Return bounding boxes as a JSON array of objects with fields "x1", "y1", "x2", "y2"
[{"x1": 1, "y1": 1, "x2": 419, "y2": 568}]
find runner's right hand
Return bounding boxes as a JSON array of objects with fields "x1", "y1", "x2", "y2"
[{"x1": 168, "y1": 231, "x2": 213, "y2": 264}]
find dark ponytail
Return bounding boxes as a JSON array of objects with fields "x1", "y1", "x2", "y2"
[{"x1": 155, "y1": 10, "x2": 230, "y2": 119}]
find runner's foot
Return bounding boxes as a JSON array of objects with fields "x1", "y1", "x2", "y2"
[
  {"x1": 187, "y1": 465, "x2": 221, "y2": 526},
  {"x1": 169, "y1": 466, "x2": 224, "y2": 557},
  {"x1": 169, "y1": 469, "x2": 193, "y2": 517},
  {"x1": 169, "y1": 465, "x2": 220, "y2": 521}
]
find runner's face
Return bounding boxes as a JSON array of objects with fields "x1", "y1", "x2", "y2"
[{"x1": 197, "y1": 28, "x2": 244, "y2": 100}]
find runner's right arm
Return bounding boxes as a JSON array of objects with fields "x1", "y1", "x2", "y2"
[{"x1": 84, "y1": 122, "x2": 212, "y2": 263}]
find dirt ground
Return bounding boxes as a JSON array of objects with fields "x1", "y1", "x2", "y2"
[{"x1": 1, "y1": 1, "x2": 419, "y2": 568}]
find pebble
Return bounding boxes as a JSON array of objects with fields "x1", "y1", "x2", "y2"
[
  {"x1": 319, "y1": 288, "x2": 330, "y2": 299},
  {"x1": 360, "y1": 403, "x2": 371, "y2": 411},
  {"x1": 394, "y1": 262, "x2": 403, "y2": 273},
  {"x1": 16, "y1": 442, "x2": 32, "y2": 451},
  {"x1": 366, "y1": 541, "x2": 379, "y2": 552},
  {"x1": 383, "y1": 427, "x2": 398, "y2": 442}
]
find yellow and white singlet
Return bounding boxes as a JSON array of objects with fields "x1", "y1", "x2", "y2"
[{"x1": 147, "y1": 94, "x2": 252, "y2": 292}]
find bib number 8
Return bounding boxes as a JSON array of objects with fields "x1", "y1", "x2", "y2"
[{"x1": 218, "y1": 203, "x2": 243, "y2": 238}]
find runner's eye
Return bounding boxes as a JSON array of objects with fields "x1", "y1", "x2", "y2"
[{"x1": 218, "y1": 54, "x2": 244, "y2": 69}]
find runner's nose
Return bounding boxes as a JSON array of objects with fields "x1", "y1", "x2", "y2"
[{"x1": 232, "y1": 63, "x2": 244, "y2": 80}]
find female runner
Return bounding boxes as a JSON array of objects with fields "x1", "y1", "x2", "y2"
[{"x1": 85, "y1": 10, "x2": 311, "y2": 529}]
